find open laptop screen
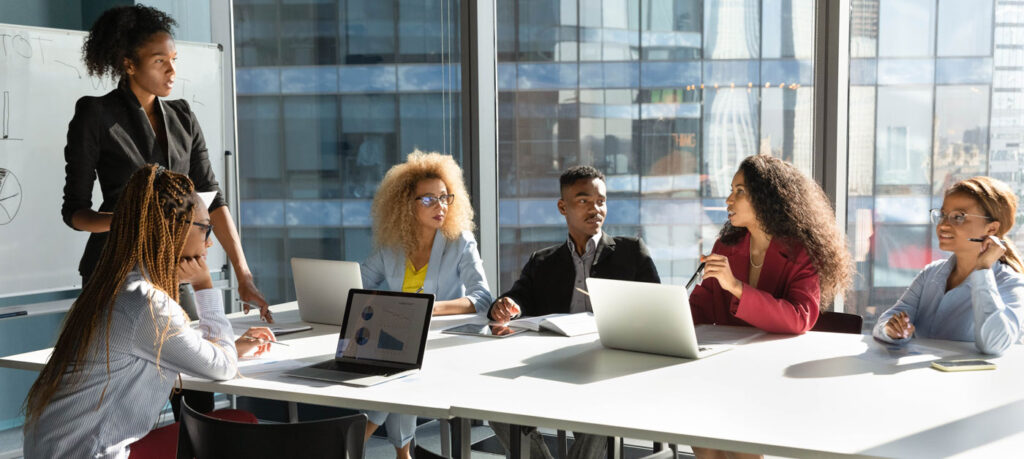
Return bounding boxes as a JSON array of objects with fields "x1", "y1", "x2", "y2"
[{"x1": 335, "y1": 289, "x2": 434, "y2": 366}]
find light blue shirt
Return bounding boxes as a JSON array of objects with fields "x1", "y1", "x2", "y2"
[
  {"x1": 873, "y1": 256, "x2": 1024, "y2": 355},
  {"x1": 361, "y1": 230, "x2": 493, "y2": 314}
]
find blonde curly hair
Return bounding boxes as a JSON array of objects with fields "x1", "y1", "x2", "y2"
[{"x1": 371, "y1": 151, "x2": 474, "y2": 254}]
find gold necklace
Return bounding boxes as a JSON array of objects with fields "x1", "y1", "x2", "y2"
[{"x1": 750, "y1": 256, "x2": 764, "y2": 269}]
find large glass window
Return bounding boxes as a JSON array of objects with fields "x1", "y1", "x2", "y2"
[
  {"x1": 846, "y1": 0, "x2": 1020, "y2": 331},
  {"x1": 234, "y1": 0, "x2": 462, "y2": 304},
  {"x1": 497, "y1": 0, "x2": 816, "y2": 289}
]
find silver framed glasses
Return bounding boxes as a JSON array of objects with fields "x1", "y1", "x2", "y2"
[
  {"x1": 929, "y1": 209, "x2": 992, "y2": 227},
  {"x1": 413, "y1": 194, "x2": 455, "y2": 208}
]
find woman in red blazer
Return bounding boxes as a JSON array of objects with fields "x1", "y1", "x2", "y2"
[
  {"x1": 688, "y1": 155, "x2": 854, "y2": 459},
  {"x1": 689, "y1": 155, "x2": 853, "y2": 335}
]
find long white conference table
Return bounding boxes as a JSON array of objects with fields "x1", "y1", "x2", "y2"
[{"x1": 3, "y1": 302, "x2": 1024, "y2": 458}]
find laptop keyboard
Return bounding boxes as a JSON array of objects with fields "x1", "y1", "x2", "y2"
[{"x1": 313, "y1": 360, "x2": 399, "y2": 376}]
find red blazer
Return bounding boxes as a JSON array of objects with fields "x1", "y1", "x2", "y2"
[{"x1": 689, "y1": 232, "x2": 821, "y2": 334}]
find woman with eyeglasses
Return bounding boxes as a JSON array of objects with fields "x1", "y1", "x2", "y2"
[
  {"x1": 24, "y1": 165, "x2": 274, "y2": 459},
  {"x1": 873, "y1": 176, "x2": 1024, "y2": 355},
  {"x1": 359, "y1": 150, "x2": 492, "y2": 458}
]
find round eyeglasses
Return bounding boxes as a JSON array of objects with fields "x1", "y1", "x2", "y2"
[
  {"x1": 413, "y1": 194, "x2": 455, "y2": 208},
  {"x1": 929, "y1": 209, "x2": 992, "y2": 227}
]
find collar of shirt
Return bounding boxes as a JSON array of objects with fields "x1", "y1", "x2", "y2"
[{"x1": 567, "y1": 231, "x2": 603, "y2": 262}]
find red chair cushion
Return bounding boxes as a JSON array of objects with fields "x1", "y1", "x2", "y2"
[{"x1": 128, "y1": 409, "x2": 258, "y2": 459}]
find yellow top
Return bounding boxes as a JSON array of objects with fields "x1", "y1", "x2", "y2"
[{"x1": 402, "y1": 259, "x2": 428, "y2": 293}]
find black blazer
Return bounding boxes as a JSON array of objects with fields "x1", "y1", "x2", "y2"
[
  {"x1": 495, "y1": 233, "x2": 661, "y2": 318},
  {"x1": 61, "y1": 83, "x2": 225, "y2": 278}
]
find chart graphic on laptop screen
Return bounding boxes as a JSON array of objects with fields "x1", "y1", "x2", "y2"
[{"x1": 338, "y1": 293, "x2": 424, "y2": 364}]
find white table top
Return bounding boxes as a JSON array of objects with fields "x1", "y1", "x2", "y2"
[{"x1": 3, "y1": 302, "x2": 1023, "y2": 458}]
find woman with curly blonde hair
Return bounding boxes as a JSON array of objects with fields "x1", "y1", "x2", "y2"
[{"x1": 359, "y1": 151, "x2": 493, "y2": 458}]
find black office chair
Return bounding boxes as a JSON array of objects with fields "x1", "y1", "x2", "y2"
[
  {"x1": 176, "y1": 399, "x2": 367, "y2": 459},
  {"x1": 811, "y1": 311, "x2": 863, "y2": 335}
]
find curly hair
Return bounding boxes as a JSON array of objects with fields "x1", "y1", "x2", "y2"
[
  {"x1": 946, "y1": 176, "x2": 1024, "y2": 273},
  {"x1": 371, "y1": 151, "x2": 474, "y2": 254},
  {"x1": 719, "y1": 154, "x2": 853, "y2": 307},
  {"x1": 83, "y1": 5, "x2": 177, "y2": 81}
]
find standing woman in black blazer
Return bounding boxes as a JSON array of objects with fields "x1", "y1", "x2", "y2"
[{"x1": 61, "y1": 5, "x2": 271, "y2": 322}]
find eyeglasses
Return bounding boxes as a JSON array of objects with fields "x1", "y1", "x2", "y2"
[
  {"x1": 192, "y1": 221, "x2": 214, "y2": 242},
  {"x1": 929, "y1": 209, "x2": 992, "y2": 227},
  {"x1": 413, "y1": 194, "x2": 455, "y2": 208}
]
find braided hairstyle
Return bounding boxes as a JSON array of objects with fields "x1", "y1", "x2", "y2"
[
  {"x1": 718, "y1": 154, "x2": 854, "y2": 307},
  {"x1": 82, "y1": 5, "x2": 177, "y2": 81},
  {"x1": 24, "y1": 165, "x2": 197, "y2": 427}
]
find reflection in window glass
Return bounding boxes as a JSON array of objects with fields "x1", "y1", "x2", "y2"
[
  {"x1": 499, "y1": 0, "x2": 814, "y2": 288},
  {"x1": 937, "y1": 0, "x2": 992, "y2": 57},
  {"x1": 878, "y1": 0, "x2": 935, "y2": 58},
  {"x1": 875, "y1": 87, "x2": 932, "y2": 186},
  {"x1": 234, "y1": 1, "x2": 462, "y2": 303},
  {"x1": 845, "y1": 0, "x2": 1024, "y2": 332},
  {"x1": 932, "y1": 85, "x2": 989, "y2": 193}
]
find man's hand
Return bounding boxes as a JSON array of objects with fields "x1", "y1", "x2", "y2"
[{"x1": 489, "y1": 297, "x2": 521, "y2": 323}]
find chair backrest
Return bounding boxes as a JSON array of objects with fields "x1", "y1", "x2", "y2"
[
  {"x1": 176, "y1": 399, "x2": 367, "y2": 459},
  {"x1": 811, "y1": 311, "x2": 863, "y2": 335}
]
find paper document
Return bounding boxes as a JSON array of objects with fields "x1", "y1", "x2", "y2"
[{"x1": 503, "y1": 313, "x2": 598, "y2": 336}]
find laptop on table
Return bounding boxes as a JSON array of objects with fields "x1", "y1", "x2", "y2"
[
  {"x1": 291, "y1": 258, "x2": 363, "y2": 325},
  {"x1": 586, "y1": 277, "x2": 763, "y2": 359},
  {"x1": 285, "y1": 289, "x2": 435, "y2": 387}
]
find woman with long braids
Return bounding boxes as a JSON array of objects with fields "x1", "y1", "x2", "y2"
[
  {"x1": 61, "y1": 5, "x2": 270, "y2": 321},
  {"x1": 687, "y1": 155, "x2": 853, "y2": 459},
  {"x1": 874, "y1": 177, "x2": 1024, "y2": 355},
  {"x1": 23, "y1": 165, "x2": 273, "y2": 458}
]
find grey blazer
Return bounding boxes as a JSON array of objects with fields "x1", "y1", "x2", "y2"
[
  {"x1": 61, "y1": 83, "x2": 225, "y2": 278},
  {"x1": 360, "y1": 230, "x2": 494, "y2": 314}
]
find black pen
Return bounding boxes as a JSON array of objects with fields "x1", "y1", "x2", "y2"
[{"x1": 0, "y1": 310, "x2": 28, "y2": 319}]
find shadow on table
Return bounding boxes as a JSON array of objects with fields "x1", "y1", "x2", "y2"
[
  {"x1": 783, "y1": 335, "x2": 988, "y2": 379},
  {"x1": 482, "y1": 342, "x2": 689, "y2": 384},
  {"x1": 858, "y1": 399, "x2": 1024, "y2": 457}
]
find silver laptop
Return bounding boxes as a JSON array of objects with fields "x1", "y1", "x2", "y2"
[
  {"x1": 586, "y1": 277, "x2": 762, "y2": 359},
  {"x1": 291, "y1": 258, "x2": 362, "y2": 325},
  {"x1": 285, "y1": 289, "x2": 435, "y2": 387}
]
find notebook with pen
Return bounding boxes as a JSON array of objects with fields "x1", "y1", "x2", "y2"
[{"x1": 285, "y1": 289, "x2": 434, "y2": 387}]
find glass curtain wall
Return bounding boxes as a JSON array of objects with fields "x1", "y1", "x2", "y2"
[
  {"x1": 496, "y1": 0, "x2": 816, "y2": 289},
  {"x1": 846, "y1": 0, "x2": 1024, "y2": 330},
  {"x1": 233, "y1": 0, "x2": 462, "y2": 304}
]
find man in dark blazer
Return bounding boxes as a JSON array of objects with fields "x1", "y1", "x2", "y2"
[
  {"x1": 489, "y1": 166, "x2": 661, "y2": 321},
  {"x1": 487, "y1": 165, "x2": 660, "y2": 459}
]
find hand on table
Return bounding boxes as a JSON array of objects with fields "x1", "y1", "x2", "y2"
[
  {"x1": 884, "y1": 311, "x2": 915, "y2": 340},
  {"x1": 489, "y1": 297, "x2": 521, "y2": 323}
]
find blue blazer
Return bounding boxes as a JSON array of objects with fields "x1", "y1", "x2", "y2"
[{"x1": 361, "y1": 230, "x2": 493, "y2": 314}]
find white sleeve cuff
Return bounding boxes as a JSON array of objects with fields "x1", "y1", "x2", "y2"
[{"x1": 193, "y1": 288, "x2": 225, "y2": 320}]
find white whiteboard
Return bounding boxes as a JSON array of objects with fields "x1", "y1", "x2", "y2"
[{"x1": 0, "y1": 23, "x2": 227, "y2": 298}]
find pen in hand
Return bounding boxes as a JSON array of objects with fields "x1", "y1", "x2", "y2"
[{"x1": 240, "y1": 336, "x2": 289, "y2": 346}]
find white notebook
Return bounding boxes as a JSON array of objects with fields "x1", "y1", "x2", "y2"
[{"x1": 504, "y1": 313, "x2": 598, "y2": 337}]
